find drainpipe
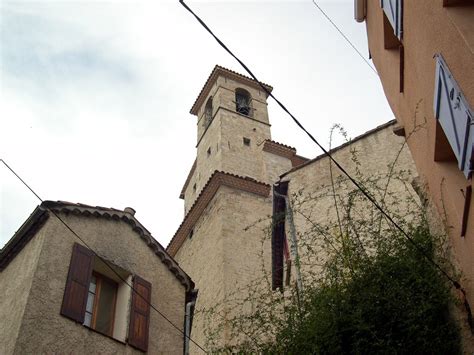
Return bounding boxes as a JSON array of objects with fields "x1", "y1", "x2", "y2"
[
  {"x1": 184, "y1": 289, "x2": 198, "y2": 355},
  {"x1": 184, "y1": 300, "x2": 195, "y2": 355},
  {"x1": 282, "y1": 193, "x2": 304, "y2": 296}
]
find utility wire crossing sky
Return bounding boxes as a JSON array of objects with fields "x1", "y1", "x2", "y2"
[{"x1": 1, "y1": 1, "x2": 394, "y2": 250}]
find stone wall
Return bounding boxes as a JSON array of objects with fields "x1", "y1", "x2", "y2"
[
  {"x1": 282, "y1": 123, "x2": 420, "y2": 281},
  {"x1": 175, "y1": 187, "x2": 226, "y2": 352},
  {"x1": 174, "y1": 186, "x2": 273, "y2": 352}
]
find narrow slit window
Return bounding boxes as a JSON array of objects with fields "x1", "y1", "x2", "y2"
[
  {"x1": 207, "y1": 147, "x2": 211, "y2": 157},
  {"x1": 204, "y1": 97, "x2": 213, "y2": 128}
]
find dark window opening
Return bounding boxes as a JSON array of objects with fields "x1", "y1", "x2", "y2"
[
  {"x1": 204, "y1": 97, "x2": 213, "y2": 128},
  {"x1": 235, "y1": 88, "x2": 252, "y2": 116},
  {"x1": 207, "y1": 147, "x2": 211, "y2": 157},
  {"x1": 193, "y1": 183, "x2": 196, "y2": 192},
  {"x1": 434, "y1": 120, "x2": 457, "y2": 162},
  {"x1": 243, "y1": 137, "x2": 251, "y2": 146},
  {"x1": 383, "y1": 12, "x2": 401, "y2": 50},
  {"x1": 443, "y1": 0, "x2": 472, "y2": 6},
  {"x1": 381, "y1": 0, "x2": 403, "y2": 43},
  {"x1": 189, "y1": 229, "x2": 194, "y2": 239},
  {"x1": 84, "y1": 272, "x2": 118, "y2": 337}
]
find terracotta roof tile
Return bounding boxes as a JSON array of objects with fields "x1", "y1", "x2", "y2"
[{"x1": 1, "y1": 201, "x2": 195, "y2": 291}]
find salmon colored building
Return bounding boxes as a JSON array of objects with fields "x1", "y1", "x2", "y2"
[{"x1": 355, "y1": 0, "x2": 474, "y2": 306}]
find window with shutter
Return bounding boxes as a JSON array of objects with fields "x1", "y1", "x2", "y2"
[
  {"x1": 61, "y1": 243, "x2": 152, "y2": 350},
  {"x1": 381, "y1": 0, "x2": 403, "y2": 40},
  {"x1": 128, "y1": 275, "x2": 152, "y2": 352},
  {"x1": 433, "y1": 54, "x2": 474, "y2": 179},
  {"x1": 61, "y1": 243, "x2": 94, "y2": 323}
]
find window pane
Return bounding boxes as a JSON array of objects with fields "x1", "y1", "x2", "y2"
[
  {"x1": 89, "y1": 277, "x2": 96, "y2": 293},
  {"x1": 95, "y1": 278, "x2": 117, "y2": 335},
  {"x1": 86, "y1": 292, "x2": 95, "y2": 313},
  {"x1": 84, "y1": 312, "x2": 92, "y2": 327}
]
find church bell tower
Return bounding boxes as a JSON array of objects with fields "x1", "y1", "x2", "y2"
[
  {"x1": 167, "y1": 66, "x2": 300, "y2": 352},
  {"x1": 180, "y1": 65, "x2": 274, "y2": 213}
]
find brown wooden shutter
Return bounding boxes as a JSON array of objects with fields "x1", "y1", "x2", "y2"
[
  {"x1": 60, "y1": 243, "x2": 94, "y2": 323},
  {"x1": 128, "y1": 275, "x2": 152, "y2": 352},
  {"x1": 272, "y1": 181, "x2": 288, "y2": 291}
]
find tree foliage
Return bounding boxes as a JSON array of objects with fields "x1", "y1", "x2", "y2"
[{"x1": 263, "y1": 225, "x2": 460, "y2": 354}]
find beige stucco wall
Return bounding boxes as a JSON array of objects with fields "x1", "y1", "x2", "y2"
[
  {"x1": 364, "y1": 0, "x2": 474, "y2": 306},
  {"x1": 0, "y1": 224, "x2": 46, "y2": 354},
  {"x1": 9, "y1": 213, "x2": 186, "y2": 354}
]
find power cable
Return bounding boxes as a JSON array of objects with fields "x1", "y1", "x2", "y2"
[
  {"x1": 0, "y1": 159, "x2": 208, "y2": 354},
  {"x1": 310, "y1": 0, "x2": 378, "y2": 76},
  {"x1": 178, "y1": 0, "x2": 463, "y2": 292}
]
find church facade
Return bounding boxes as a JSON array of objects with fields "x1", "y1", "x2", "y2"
[{"x1": 167, "y1": 65, "x2": 420, "y2": 352}]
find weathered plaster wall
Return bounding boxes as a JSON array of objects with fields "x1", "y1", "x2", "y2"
[
  {"x1": 365, "y1": 0, "x2": 474, "y2": 306},
  {"x1": 13, "y1": 213, "x2": 186, "y2": 354},
  {"x1": 0, "y1": 223, "x2": 46, "y2": 354}
]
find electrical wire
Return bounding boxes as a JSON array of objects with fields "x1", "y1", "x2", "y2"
[
  {"x1": 311, "y1": 0, "x2": 378, "y2": 76},
  {"x1": 178, "y1": 0, "x2": 463, "y2": 292},
  {"x1": 0, "y1": 158, "x2": 208, "y2": 354}
]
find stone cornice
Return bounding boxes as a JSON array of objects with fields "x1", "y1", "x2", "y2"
[{"x1": 167, "y1": 171, "x2": 271, "y2": 257}]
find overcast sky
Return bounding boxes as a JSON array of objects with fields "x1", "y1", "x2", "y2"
[{"x1": 0, "y1": 0, "x2": 393, "y2": 249}]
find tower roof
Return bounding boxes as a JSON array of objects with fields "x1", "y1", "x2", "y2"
[{"x1": 190, "y1": 65, "x2": 273, "y2": 115}]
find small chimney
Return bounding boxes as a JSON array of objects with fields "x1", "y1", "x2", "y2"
[{"x1": 124, "y1": 207, "x2": 136, "y2": 216}]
